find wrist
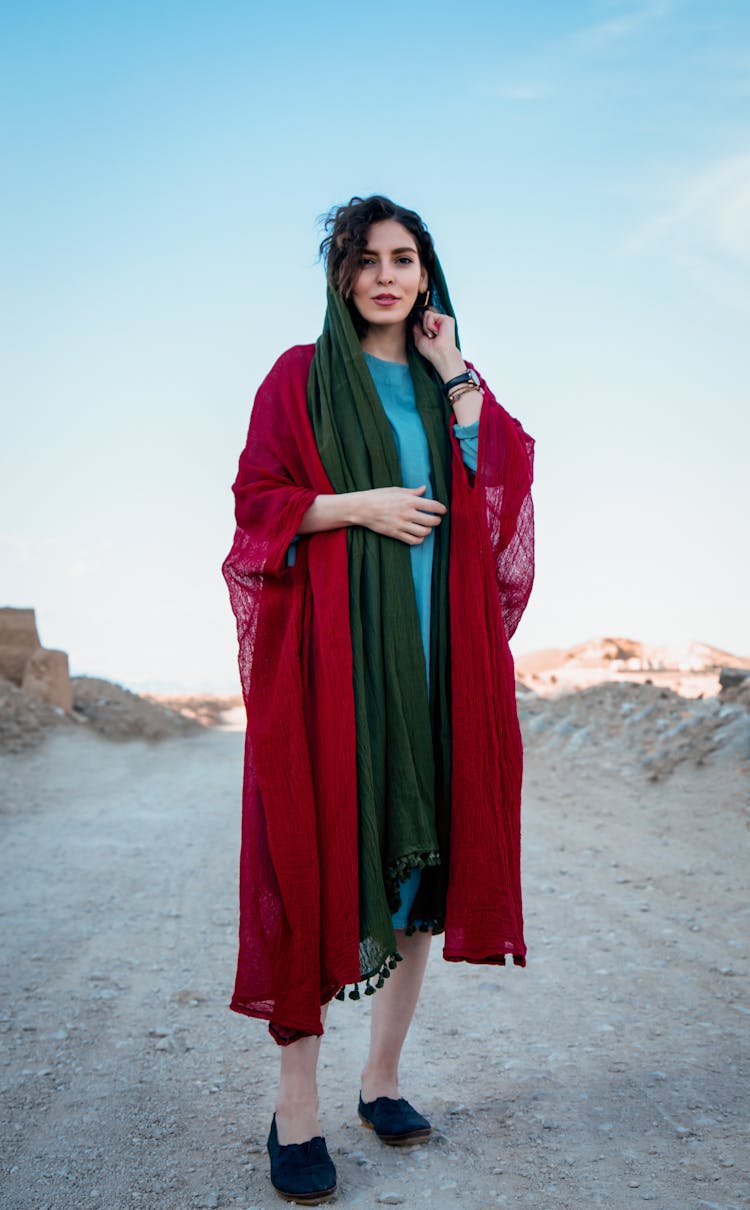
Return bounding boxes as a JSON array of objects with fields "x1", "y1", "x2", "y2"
[
  {"x1": 434, "y1": 352, "x2": 466, "y2": 382},
  {"x1": 346, "y1": 489, "x2": 368, "y2": 528}
]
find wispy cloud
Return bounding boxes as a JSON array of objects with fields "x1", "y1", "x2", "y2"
[
  {"x1": 628, "y1": 153, "x2": 750, "y2": 265},
  {"x1": 623, "y1": 152, "x2": 750, "y2": 310},
  {"x1": 476, "y1": 0, "x2": 683, "y2": 104},
  {"x1": 565, "y1": 0, "x2": 679, "y2": 53}
]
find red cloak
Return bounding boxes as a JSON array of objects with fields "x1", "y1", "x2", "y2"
[{"x1": 223, "y1": 344, "x2": 535, "y2": 1043}]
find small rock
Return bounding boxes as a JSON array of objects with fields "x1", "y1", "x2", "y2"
[
  {"x1": 628, "y1": 1180, "x2": 640, "y2": 1188},
  {"x1": 378, "y1": 1195, "x2": 404, "y2": 1206},
  {"x1": 346, "y1": 1150, "x2": 370, "y2": 1166}
]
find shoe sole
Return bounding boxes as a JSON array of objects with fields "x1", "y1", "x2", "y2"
[
  {"x1": 272, "y1": 1183, "x2": 337, "y2": 1205},
  {"x1": 359, "y1": 1113, "x2": 432, "y2": 1146}
]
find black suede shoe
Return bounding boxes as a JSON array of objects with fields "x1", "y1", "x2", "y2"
[
  {"x1": 358, "y1": 1093, "x2": 432, "y2": 1146},
  {"x1": 267, "y1": 1114, "x2": 337, "y2": 1204}
]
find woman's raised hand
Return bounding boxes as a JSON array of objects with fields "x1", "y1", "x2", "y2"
[
  {"x1": 358, "y1": 484, "x2": 446, "y2": 545},
  {"x1": 412, "y1": 310, "x2": 465, "y2": 381}
]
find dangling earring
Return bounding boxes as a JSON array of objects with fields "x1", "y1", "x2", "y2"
[{"x1": 418, "y1": 286, "x2": 431, "y2": 310}]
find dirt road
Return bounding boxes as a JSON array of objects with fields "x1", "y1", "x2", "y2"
[{"x1": 1, "y1": 728, "x2": 747, "y2": 1209}]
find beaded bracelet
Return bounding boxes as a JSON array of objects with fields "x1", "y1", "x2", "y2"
[{"x1": 447, "y1": 382, "x2": 483, "y2": 407}]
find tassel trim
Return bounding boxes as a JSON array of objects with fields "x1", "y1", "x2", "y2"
[
  {"x1": 385, "y1": 850, "x2": 441, "y2": 914},
  {"x1": 404, "y1": 914, "x2": 444, "y2": 937},
  {"x1": 333, "y1": 950, "x2": 404, "y2": 1004}
]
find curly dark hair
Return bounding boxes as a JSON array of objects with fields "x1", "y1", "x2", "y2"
[{"x1": 319, "y1": 195, "x2": 437, "y2": 331}]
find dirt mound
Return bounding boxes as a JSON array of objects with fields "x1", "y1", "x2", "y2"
[
  {"x1": 0, "y1": 675, "x2": 201, "y2": 754},
  {"x1": 147, "y1": 693, "x2": 243, "y2": 727},
  {"x1": 519, "y1": 678, "x2": 750, "y2": 779},
  {"x1": 71, "y1": 678, "x2": 201, "y2": 743},
  {"x1": 0, "y1": 674, "x2": 70, "y2": 753}
]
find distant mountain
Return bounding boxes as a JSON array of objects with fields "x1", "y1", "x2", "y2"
[{"x1": 515, "y1": 637, "x2": 750, "y2": 698}]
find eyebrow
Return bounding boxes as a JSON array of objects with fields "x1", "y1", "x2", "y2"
[{"x1": 362, "y1": 246, "x2": 418, "y2": 256}]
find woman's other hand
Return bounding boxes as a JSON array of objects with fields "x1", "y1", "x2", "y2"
[{"x1": 357, "y1": 484, "x2": 446, "y2": 545}]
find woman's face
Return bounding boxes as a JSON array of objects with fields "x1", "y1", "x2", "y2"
[{"x1": 350, "y1": 220, "x2": 428, "y2": 328}]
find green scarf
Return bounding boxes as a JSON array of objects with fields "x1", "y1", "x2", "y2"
[{"x1": 307, "y1": 266, "x2": 457, "y2": 989}]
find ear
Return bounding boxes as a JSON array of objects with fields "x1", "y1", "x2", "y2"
[{"x1": 419, "y1": 268, "x2": 428, "y2": 292}]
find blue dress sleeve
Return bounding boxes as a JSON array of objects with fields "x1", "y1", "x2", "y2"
[
  {"x1": 452, "y1": 419, "x2": 479, "y2": 473},
  {"x1": 286, "y1": 534, "x2": 300, "y2": 567}
]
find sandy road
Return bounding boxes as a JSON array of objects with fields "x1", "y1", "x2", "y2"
[{"x1": 0, "y1": 727, "x2": 747, "y2": 1210}]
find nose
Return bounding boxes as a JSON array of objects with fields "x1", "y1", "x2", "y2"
[{"x1": 376, "y1": 259, "x2": 394, "y2": 285}]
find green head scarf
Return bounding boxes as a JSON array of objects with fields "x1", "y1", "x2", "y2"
[{"x1": 307, "y1": 260, "x2": 458, "y2": 991}]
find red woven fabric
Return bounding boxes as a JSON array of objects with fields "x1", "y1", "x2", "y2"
[{"x1": 223, "y1": 344, "x2": 534, "y2": 1043}]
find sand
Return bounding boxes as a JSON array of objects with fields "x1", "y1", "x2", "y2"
[{"x1": 0, "y1": 698, "x2": 748, "y2": 1210}]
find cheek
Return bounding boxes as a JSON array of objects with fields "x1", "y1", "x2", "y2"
[{"x1": 352, "y1": 269, "x2": 370, "y2": 297}]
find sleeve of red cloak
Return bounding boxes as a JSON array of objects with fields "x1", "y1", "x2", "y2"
[
  {"x1": 222, "y1": 345, "x2": 344, "y2": 1044},
  {"x1": 452, "y1": 363, "x2": 535, "y2": 640},
  {"x1": 226, "y1": 347, "x2": 321, "y2": 580},
  {"x1": 445, "y1": 365, "x2": 534, "y2": 967}
]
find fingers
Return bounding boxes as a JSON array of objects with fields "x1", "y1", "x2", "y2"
[
  {"x1": 417, "y1": 310, "x2": 439, "y2": 340},
  {"x1": 410, "y1": 510, "x2": 442, "y2": 528},
  {"x1": 413, "y1": 500, "x2": 447, "y2": 517},
  {"x1": 404, "y1": 486, "x2": 447, "y2": 514},
  {"x1": 403, "y1": 520, "x2": 431, "y2": 537}
]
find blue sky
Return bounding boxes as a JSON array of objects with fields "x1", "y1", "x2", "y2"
[{"x1": 2, "y1": 0, "x2": 748, "y2": 691}]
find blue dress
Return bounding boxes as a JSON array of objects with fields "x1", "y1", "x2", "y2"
[{"x1": 364, "y1": 354, "x2": 479, "y2": 929}]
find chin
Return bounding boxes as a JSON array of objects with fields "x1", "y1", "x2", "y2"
[{"x1": 364, "y1": 308, "x2": 412, "y2": 326}]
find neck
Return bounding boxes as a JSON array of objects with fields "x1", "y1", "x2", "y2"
[{"x1": 360, "y1": 322, "x2": 409, "y2": 365}]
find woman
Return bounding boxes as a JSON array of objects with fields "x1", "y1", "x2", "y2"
[{"x1": 223, "y1": 195, "x2": 535, "y2": 1204}]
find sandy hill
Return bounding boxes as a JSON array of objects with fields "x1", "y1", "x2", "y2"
[
  {"x1": 515, "y1": 635, "x2": 750, "y2": 698},
  {"x1": 0, "y1": 674, "x2": 201, "y2": 754}
]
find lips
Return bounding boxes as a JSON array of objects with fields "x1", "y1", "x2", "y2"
[{"x1": 372, "y1": 294, "x2": 400, "y2": 305}]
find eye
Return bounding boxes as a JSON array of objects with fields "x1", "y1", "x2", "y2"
[
  {"x1": 360, "y1": 256, "x2": 376, "y2": 266},
  {"x1": 397, "y1": 256, "x2": 415, "y2": 264}
]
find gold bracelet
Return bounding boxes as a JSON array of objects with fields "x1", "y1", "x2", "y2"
[{"x1": 448, "y1": 382, "x2": 483, "y2": 407}]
